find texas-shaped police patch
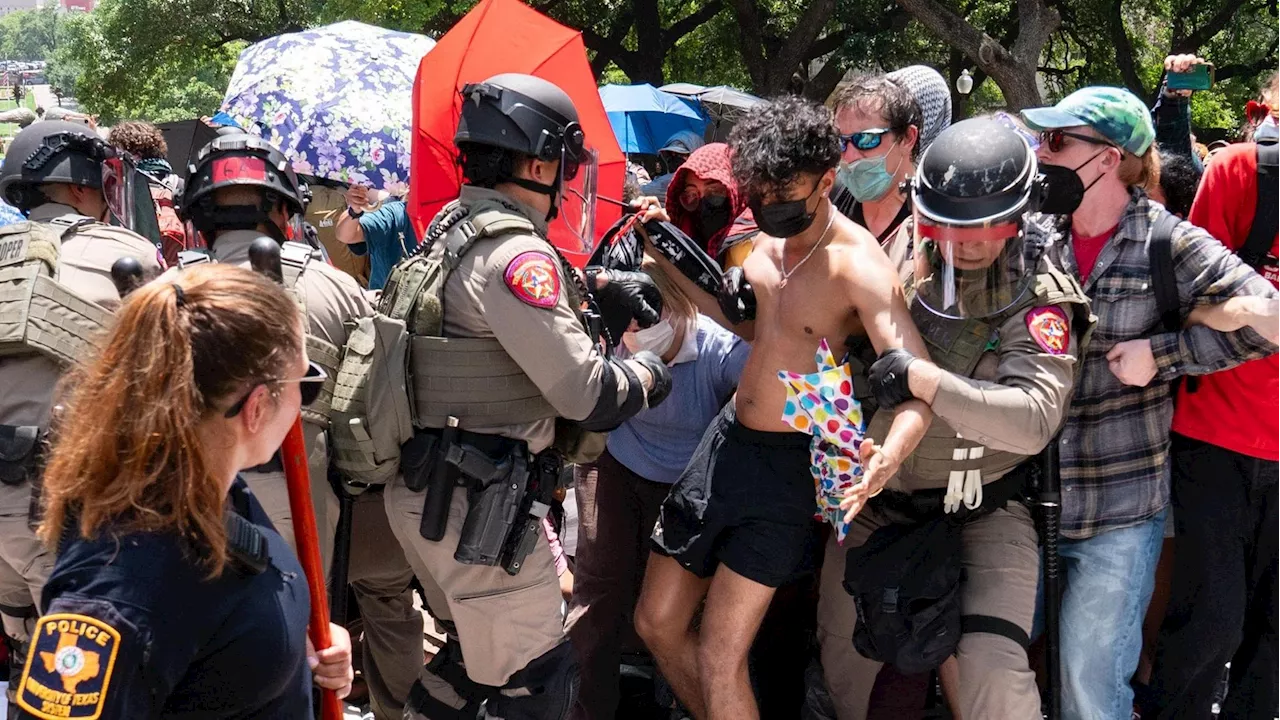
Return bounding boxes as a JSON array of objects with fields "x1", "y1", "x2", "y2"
[
  {"x1": 1025, "y1": 305, "x2": 1070, "y2": 356},
  {"x1": 17, "y1": 613, "x2": 121, "y2": 719},
  {"x1": 503, "y1": 251, "x2": 561, "y2": 309}
]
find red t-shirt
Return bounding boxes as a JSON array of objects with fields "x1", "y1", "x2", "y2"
[
  {"x1": 1171, "y1": 142, "x2": 1279, "y2": 460},
  {"x1": 1071, "y1": 224, "x2": 1118, "y2": 282}
]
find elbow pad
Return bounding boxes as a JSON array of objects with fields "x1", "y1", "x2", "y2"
[{"x1": 579, "y1": 359, "x2": 647, "y2": 432}]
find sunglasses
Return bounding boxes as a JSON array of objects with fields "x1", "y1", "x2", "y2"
[
  {"x1": 1039, "y1": 129, "x2": 1117, "y2": 153},
  {"x1": 839, "y1": 128, "x2": 892, "y2": 153},
  {"x1": 224, "y1": 361, "x2": 328, "y2": 419},
  {"x1": 677, "y1": 187, "x2": 728, "y2": 212}
]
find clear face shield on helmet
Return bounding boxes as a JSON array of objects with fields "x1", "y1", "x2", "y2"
[
  {"x1": 549, "y1": 121, "x2": 598, "y2": 254},
  {"x1": 100, "y1": 153, "x2": 135, "y2": 230},
  {"x1": 912, "y1": 214, "x2": 1038, "y2": 319}
]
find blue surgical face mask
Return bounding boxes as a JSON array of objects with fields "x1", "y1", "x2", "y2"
[{"x1": 838, "y1": 140, "x2": 904, "y2": 203}]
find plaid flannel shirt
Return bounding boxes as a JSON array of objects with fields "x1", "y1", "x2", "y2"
[{"x1": 1048, "y1": 190, "x2": 1278, "y2": 539}]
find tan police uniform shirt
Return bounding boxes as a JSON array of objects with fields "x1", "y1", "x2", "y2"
[
  {"x1": 212, "y1": 229, "x2": 372, "y2": 566},
  {"x1": 0, "y1": 203, "x2": 164, "y2": 430},
  {"x1": 867, "y1": 255, "x2": 1082, "y2": 493},
  {"x1": 435, "y1": 186, "x2": 638, "y2": 454},
  {"x1": 307, "y1": 185, "x2": 370, "y2": 287}
]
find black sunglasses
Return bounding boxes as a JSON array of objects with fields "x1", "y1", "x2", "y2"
[
  {"x1": 224, "y1": 361, "x2": 327, "y2": 419},
  {"x1": 1040, "y1": 129, "x2": 1117, "y2": 153}
]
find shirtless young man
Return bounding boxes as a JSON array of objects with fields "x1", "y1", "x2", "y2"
[{"x1": 632, "y1": 96, "x2": 932, "y2": 719}]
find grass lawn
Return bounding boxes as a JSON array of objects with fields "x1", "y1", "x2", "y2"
[{"x1": 0, "y1": 91, "x2": 42, "y2": 157}]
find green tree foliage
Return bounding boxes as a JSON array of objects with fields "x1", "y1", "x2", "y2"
[{"x1": 49, "y1": 0, "x2": 1278, "y2": 131}]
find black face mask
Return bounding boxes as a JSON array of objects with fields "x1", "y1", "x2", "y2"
[
  {"x1": 696, "y1": 195, "x2": 733, "y2": 242},
  {"x1": 752, "y1": 182, "x2": 821, "y2": 238},
  {"x1": 1037, "y1": 164, "x2": 1086, "y2": 215}
]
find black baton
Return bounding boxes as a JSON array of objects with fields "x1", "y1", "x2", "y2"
[
  {"x1": 420, "y1": 416, "x2": 459, "y2": 542},
  {"x1": 1041, "y1": 436, "x2": 1063, "y2": 720}
]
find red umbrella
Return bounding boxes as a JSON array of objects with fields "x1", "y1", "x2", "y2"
[{"x1": 408, "y1": 0, "x2": 624, "y2": 266}]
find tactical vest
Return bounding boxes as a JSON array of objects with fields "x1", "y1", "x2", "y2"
[
  {"x1": 885, "y1": 264, "x2": 1093, "y2": 493},
  {"x1": 0, "y1": 216, "x2": 115, "y2": 488},
  {"x1": 380, "y1": 196, "x2": 566, "y2": 429},
  {"x1": 181, "y1": 240, "x2": 342, "y2": 429},
  {"x1": 0, "y1": 217, "x2": 112, "y2": 369}
]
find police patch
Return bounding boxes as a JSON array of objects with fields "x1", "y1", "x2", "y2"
[
  {"x1": 17, "y1": 613, "x2": 121, "y2": 720},
  {"x1": 503, "y1": 251, "x2": 561, "y2": 309},
  {"x1": 1026, "y1": 306, "x2": 1070, "y2": 355}
]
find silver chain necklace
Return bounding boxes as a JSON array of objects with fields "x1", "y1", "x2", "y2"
[{"x1": 779, "y1": 210, "x2": 836, "y2": 288}]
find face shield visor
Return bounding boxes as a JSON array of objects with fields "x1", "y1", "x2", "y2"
[
  {"x1": 550, "y1": 121, "x2": 598, "y2": 254},
  {"x1": 912, "y1": 214, "x2": 1036, "y2": 319},
  {"x1": 100, "y1": 154, "x2": 135, "y2": 230}
]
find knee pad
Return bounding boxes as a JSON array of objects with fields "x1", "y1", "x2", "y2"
[{"x1": 486, "y1": 641, "x2": 579, "y2": 720}]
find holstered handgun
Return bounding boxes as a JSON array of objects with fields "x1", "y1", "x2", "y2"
[
  {"x1": 453, "y1": 447, "x2": 527, "y2": 566},
  {"x1": 501, "y1": 449, "x2": 563, "y2": 576}
]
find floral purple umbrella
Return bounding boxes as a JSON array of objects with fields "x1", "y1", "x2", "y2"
[{"x1": 220, "y1": 21, "x2": 435, "y2": 194}]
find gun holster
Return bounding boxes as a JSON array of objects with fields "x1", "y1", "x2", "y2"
[
  {"x1": 453, "y1": 439, "x2": 527, "y2": 567},
  {"x1": 0, "y1": 425, "x2": 42, "y2": 487}
]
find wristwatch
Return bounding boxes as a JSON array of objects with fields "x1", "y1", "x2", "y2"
[{"x1": 346, "y1": 206, "x2": 364, "y2": 219}]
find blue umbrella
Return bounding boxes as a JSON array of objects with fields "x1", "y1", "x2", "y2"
[
  {"x1": 599, "y1": 83, "x2": 707, "y2": 155},
  {"x1": 221, "y1": 21, "x2": 435, "y2": 193}
]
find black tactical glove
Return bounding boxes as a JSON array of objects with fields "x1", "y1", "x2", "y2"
[
  {"x1": 868, "y1": 348, "x2": 918, "y2": 411},
  {"x1": 630, "y1": 350, "x2": 673, "y2": 408},
  {"x1": 587, "y1": 267, "x2": 664, "y2": 344},
  {"x1": 718, "y1": 265, "x2": 756, "y2": 324}
]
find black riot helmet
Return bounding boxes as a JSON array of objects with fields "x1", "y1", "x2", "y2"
[
  {"x1": 455, "y1": 73, "x2": 598, "y2": 248},
  {"x1": 182, "y1": 133, "x2": 306, "y2": 244},
  {"x1": 909, "y1": 117, "x2": 1047, "y2": 319},
  {"x1": 0, "y1": 120, "x2": 124, "y2": 213}
]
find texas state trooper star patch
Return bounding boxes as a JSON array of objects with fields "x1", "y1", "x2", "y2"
[
  {"x1": 17, "y1": 614, "x2": 121, "y2": 720},
  {"x1": 1026, "y1": 305, "x2": 1070, "y2": 355},
  {"x1": 503, "y1": 251, "x2": 561, "y2": 309}
]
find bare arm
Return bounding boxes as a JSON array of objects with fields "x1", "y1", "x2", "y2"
[
  {"x1": 335, "y1": 186, "x2": 369, "y2": 246},
  {"x1": 840, "y1": 241, "x2": 931, "y2": 520},
  {"x1": 1186, "y1": 296, "x2": 1280, "y2": 344}
]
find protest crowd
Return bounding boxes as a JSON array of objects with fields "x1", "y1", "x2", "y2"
[{"x1": 0, "y1": 1, "x2": 1276, "y2": 719}]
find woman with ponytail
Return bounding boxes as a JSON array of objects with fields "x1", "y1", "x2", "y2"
[{"x1": 13, "y1": 263, "x2": 352, "y2": 719}]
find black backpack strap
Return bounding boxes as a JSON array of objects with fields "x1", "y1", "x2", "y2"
[
  {"x1": 1239, "y1": 142, "x2": 1278, "y2": 269},
  {"x1": 1148, "y1": 212, "x2": 1183, "y2": 334}
]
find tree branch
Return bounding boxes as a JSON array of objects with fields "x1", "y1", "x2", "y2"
[
  {"x1": 662, "y1": 0, "x2": 723, "y2": 51},
  {"x1": 1178, "y1": 0, "x2": 1245, "y2": 51},
  {"x1": 1011, "y1": 0, "x2": 1059, "y2": 66},
  {"x1": 805, "y1": 29, "x2": 847, "y2": 62},
  {"x1": 1107, "y1": 0, "x2": 1145, "y2": 97},
  {"x1": 728, "y1": 0, "x2": 769, "y2": 92},
  {"x1": 768, "y1": 0, "x2": 838, "y2": 91}
]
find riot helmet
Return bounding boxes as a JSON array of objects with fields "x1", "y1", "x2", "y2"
[
  {"x1": 910, "y1": 117, "x2": 1049, "y2": 319},
  {"x1": 182, "y1": 133, "x2": 306, "y2": 245},
  {"x1": 0, "y1": 120, "x2": 135, "y2": 225},
  {"x1": 455, "y1": 73, "x2": 597, "y2": 251}
]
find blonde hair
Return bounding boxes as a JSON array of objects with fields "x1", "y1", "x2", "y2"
[
  {"x1": 640, "y1": 253, "x2": 696, "y2": 323},
  {"x1": 41, "y1": 264, "x2": 302, "y2": 575},
  {"x1": 1118, "y1": 146, "x2": 1161, "y2": 194}
]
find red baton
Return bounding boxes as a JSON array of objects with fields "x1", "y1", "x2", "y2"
[
  {"x1": 281, "y1": 416, "x2": 342, "y2": 720},
  {"x1": 250, "y1": 236, "x2": 341, "y2": 720}
]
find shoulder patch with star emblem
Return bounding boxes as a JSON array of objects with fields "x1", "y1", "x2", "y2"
[
  {"x1": 1025, "y1": 305, "x2": 1070, "y2": 355},
  {"x1": 503, "y1": 251, "x2": 561, "y2": 309},
  {"x1": 17, "y1": 613, "x2": 121, "y2": 720}
]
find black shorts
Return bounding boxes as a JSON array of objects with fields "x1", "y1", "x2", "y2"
[{"x1": 651, "y1": 400, "x2": 817, "y2": 588}]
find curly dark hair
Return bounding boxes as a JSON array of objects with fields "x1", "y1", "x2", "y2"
[
  {"x1": 1156, "y1": 150, "x2": 1201, "y2": 218},
  {"x1": 730, "y1": 96, "x2": 841, "y2": 203},
  {"x1": 108, "y1": 121, "x2": 168, "y2": 160}
]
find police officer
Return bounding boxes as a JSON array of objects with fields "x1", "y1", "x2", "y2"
[
  {"x1": 379, "y1": 73, "x2": 672, "y2": 718},
  {"x1": 181, "y1": 133, "x2": 424, "y2": 720},
  {"x1": 815, "y1": 117, "x2": 1093, "y2": 719},
  {"x1": 0, "y1": 119, "x2": 163, "y2": 706}
]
